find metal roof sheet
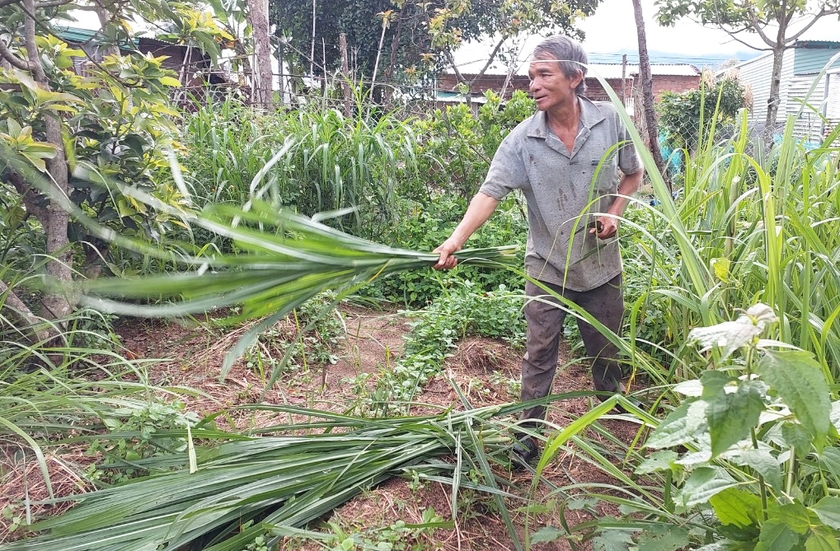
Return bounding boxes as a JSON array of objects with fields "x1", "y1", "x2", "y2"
[{"x1": 450, "y1": 61, "x2": 700, "y2": 78}]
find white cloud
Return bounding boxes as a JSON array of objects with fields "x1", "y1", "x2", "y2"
[{"x1": 579, "y1": 0, "x2": 839, "y2": 56}]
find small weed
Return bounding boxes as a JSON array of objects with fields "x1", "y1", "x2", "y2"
[
  {"x1": 322, "y1": 507, "x2": 447, "y2": 551},
  {"x1": 244, "y1": 292, "x2": 346, "y2": 378},
  {"x1": 488, "y1": 370, "x2": 521, "y2": 398},
  {"x1": 1, "y1": 504, "x2": 24, "y2": 534},
  {"x1": 85, "y1": 401, "x2": 199, "y2": 484},
  {"x1": 370, "y1": 283, "x2": 525, "y2": 413}
]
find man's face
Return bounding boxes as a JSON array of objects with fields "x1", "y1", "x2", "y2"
[{"x1": 528, "y1": 56, "x2": 582, "y2": 113}]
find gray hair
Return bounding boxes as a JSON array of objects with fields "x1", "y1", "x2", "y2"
[{"x1": 532, "y1": 35, "x2": 588, "y2": 96}]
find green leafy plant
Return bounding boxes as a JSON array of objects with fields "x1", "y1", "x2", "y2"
[
  {"x1": 86, "y1": 401, "x2": 200, "y2": 484},
  {"x1": 319, "y1": 507, "x2": 448, "y2": 551},
  {"x1": 603, "y1": 304, "x2": 840, "y2": 549},
  {"x1": 362, "y1": 193, "x2": 526, "y2": 308},
  {"x1": 244, "y1": 291, "x2": 346, "y2": 376},
  {"x1": 657, "y1": 73, "x2": 746, "y2": 154},
  {"x1": 410, "y1": 90, "x2": 534, "y2": 202},
  {"x1": 370, "y1": 282, "x2": 526, "y2": 412}
]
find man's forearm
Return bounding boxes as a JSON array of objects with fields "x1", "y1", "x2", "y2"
[{"x1": 608, "y1": 169, "x2": 643, "y2": 216}]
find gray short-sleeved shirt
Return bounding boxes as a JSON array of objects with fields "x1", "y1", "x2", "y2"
[{"x1": 479, "y1": 97, "x2": 642, "y2": 292}]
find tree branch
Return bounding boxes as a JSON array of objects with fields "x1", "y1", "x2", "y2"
[
  {"x1": 0, "y1": 278, "x2": 52, "y2": 343},
  {"x1": 7, "y1": 169, "x2": 49, "y2": 223},
  {"x1": 746, "y1": 8, "x2": 777, "y2": 48},
  {"x1": 443, "y1": 48, "x2": 465, "y2": 86},
  {"x1": 786, "y1": 8, "x2": 840, "y2": 43},
  {"x1": 34, "y1": 0, "x2": 73, "y2": 7},
  {"x1": 468, "y1": 34, "x2": 509, "y2": 88},
  {"x1": 0, "y1": 36, "x2": 36, "y2": 71}
]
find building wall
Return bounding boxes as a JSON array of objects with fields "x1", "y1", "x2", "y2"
[
  {"x1": 793, "y1": 47, "x2": 840, "y2": 75},
  {"x1": 786, "y1": 74, "x2": 829, "y2": 143},
  {"x1": 650, "y1": 75, "x2": 702, "y2": 100},
  {"x1": 825, "y1": 70, "x2": 840, "y2": 143},
  {"x1": 736, "y1": 49, "x2": 795, "y2": 130}
]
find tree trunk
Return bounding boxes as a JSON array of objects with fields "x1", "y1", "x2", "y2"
[
  {"x1": 632, "y1": 0, "x2": 671, "y2": 192},
  {"x1": 248, "y1": 0, "x2": 273, "y2": 110},
  {"x1": 339, "y1": 33, "x2": 352, "y2": 117},
  {"x1": 0, "y1": 279, "x2": 51, "y2": 343},
  {"x1": 765, "y1": 44, "x2": 785, "y2": 133},
  {"x1": 24, "y1": 0, "x2": 72, "y2": 319}
]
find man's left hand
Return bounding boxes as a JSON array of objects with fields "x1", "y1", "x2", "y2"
[{"x1": 590, "y1": 216, "x2": 618, "y2": 239}]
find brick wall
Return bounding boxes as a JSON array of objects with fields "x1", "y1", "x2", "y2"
[{"x1": 649, "y1": 75, "x2": 701, "y2": 99}]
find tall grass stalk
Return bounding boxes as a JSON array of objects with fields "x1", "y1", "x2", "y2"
[
  {"x1": 182, "y1": 97, "x2": 418, "y2": 241},
  {"x1": 584, "y1": 68, "x2": 840, "y2": 386}
]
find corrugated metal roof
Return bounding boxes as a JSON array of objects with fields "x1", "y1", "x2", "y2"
[
  {"x1": 587, "y1": 63, "x2": 701, "y2": 79},
  {"x1": 54, "y1": 26, "x2": 138, "y2": 47},
  {"x1": 795, "y1": 40, "x2": 840, "y2": 49},
  {"x1": 450, "y1": 62, "x2": 700, "y2": 79}
]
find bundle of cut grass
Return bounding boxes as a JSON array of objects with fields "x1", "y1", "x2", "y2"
[
  {"x1": 78, "y1": 201, "x2": 519, "y2": 372},
  {"x1": 1, "y1": 403, "x2": 525, "y2": 551}
]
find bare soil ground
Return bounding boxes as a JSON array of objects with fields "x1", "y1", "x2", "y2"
[{"x1": 1, "y1": 306, "x2": 644, "y2": 550}]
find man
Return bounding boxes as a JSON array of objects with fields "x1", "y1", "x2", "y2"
[{"x1": 434, "y1": 35, "x2": 643, "y2": 464}]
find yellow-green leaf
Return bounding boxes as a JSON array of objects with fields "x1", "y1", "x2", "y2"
[{"x1": 159, "y1": 76, "x2": 182, "y2": 88}]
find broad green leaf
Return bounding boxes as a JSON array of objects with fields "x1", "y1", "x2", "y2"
[
  {"x1": 688, "y1": 304, "x2": 777, "y2": 362},
  {"x1": 805, "y1": 526, "x2": 840, "y2": 551},
  {"x1": 6, "y1": 117, "x2": 22, "y2": 134},
  {"x1": 819, "y1": 448, "x2": 840, "y2": 484},
  {"x1": 700, "y1": 371, "x2": 764, "y2": 457},
  {"x1": 567, "y1": 497, "x2": 600, "y2": 510},
  {"x1": 21, "y1": 153, "x2": 46, "y2": 171},
  {"x1": 159, "y1": 76, "x2": 182, "y2": 87},
  {"x1": 593, "y1": 529, "x2": 634, "y2": 551},
  {"x1": 770, "y1": 502, "x2": 810, "y2": 534},
  {"x1": 709, "y1": 488, "x2": 762, "y2": 528},
  {"x1": 703, "y1": 376, "x2": 765, "y2": 457},
  {"x1": 676, "y1": 466, "x2": 738, "y2": 508},
  {"x1": 637, "y1": 524, "x2": 691, "y2": 551},
  {"x1": 635, "y1": 450, "x2": 679, "y2": 475},
  {"x1": 758, "y1": 349, "x2": 831, "y2": 451},
  {"x1": 781, "y1": 422, "x2": 814, "y2": 459},
  {"x1": 530, "y1": 526, "x2": 563, "y2": 544},
  {"x1": 711, "y1": 257, "x2": 731, "y2": 282},
  {"x1": 646, "y1": 399, "x2": 708, "y2": 449},
  {"x1": 729, "y1": 449, "x2": 783, "y2": 492},
  {"x1": 811, "y1": 496, "x2": 840, "y2": 530},
  {"x1": 755, "y1": 520, "x2": 800, "y2": 551}
]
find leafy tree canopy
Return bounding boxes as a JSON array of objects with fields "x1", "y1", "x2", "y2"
[
  {"x1": 271, "y1": 0, "x2": 602, "y2": 84},
  {"x1": 656, "y1": 0, "x2": 840, "y2": 37},
  {"x1": 658, "y1": 73, "x2": 747, "y2": 152}
]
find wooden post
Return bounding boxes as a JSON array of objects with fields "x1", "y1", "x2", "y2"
[
  {"x1": 340, "y1": 32, "x2": 352, "y2": 117},
  {"x1": 621, "y1": 54, "x2": 627, "y2": 107}
]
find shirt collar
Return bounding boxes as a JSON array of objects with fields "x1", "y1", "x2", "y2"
[{"x1": 526, "y1": 97, "x2": 607, "y2": 139}]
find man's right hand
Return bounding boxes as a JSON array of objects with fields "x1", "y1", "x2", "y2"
[
  {"x1": 433, "y1": 239, "x2": 461, "y2": 270},
  {"x1": 432, "y1": 192, "x2": 500, "y2": 270}
]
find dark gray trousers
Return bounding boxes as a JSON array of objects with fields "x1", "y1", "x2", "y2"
[{"x1": 520, "y1": 274, "x2": 624, "y2": 424}]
